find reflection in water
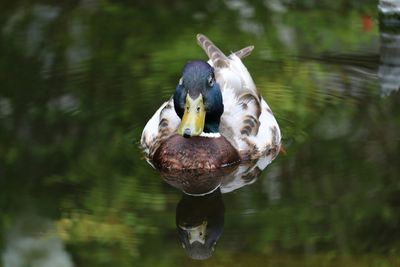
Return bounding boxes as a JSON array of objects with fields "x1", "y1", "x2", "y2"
[
  {"x1": 176, "y1": 190, "x2": 224, "y2": 260},
  {"x1": 379, "y1": 2, "x2": 400, "y2": 96},
  {"x1": 2, "y1": 215, "x2": 74, "y2": 267},
  {"x1": 162, "y1": 148, "x2": 279, "y2": 259}
]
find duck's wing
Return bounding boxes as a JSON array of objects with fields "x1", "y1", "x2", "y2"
[
  {"x1": 140, "y1": 98, "x2": 180, "y2": 162},
  {"x1": 197, "y1": 34, "x2": 281, "y2": 160}
]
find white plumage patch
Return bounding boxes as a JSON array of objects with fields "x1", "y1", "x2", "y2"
[
  {"x1": 140, "y1": 102, "x2": 168, "y2": 156},
  {"x1": 140, "y1": 99, "x2": 180, "y2": 158},
  {"x1": 200, "y1": 132, "x2": 221, "y2": 138}
]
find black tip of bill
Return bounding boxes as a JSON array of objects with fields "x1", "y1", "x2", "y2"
[{"x1": 183, "y1": 128, "x2": 191, "y2": 138}]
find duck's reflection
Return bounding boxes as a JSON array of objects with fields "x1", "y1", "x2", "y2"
[
  {"x1": 159, "y1": 152, "x2": 279, "y2": 260},
  {"x1": 176, "y1": 189, "x2": 224, "y2": 260}
]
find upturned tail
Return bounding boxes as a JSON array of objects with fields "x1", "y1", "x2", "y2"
[{"x1": 196, "y1": 34, "x2": 254, "y2": 67}]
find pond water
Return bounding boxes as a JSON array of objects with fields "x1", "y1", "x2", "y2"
[{"x1": 1, "y1": 1, "x2": 400, "y2": 266}]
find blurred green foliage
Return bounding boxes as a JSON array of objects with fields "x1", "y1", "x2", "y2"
[{"x1": 1, "y1": 0, "x2": 399, "y2": 266}]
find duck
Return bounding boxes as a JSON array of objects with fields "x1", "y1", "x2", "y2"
[{"x1": 141, "y1": 34, "x2": 281, "y2": 170}]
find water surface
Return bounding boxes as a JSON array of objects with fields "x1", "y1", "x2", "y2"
[{"x1": 1, "y1": 1, "x2": 400, "y2": 266}]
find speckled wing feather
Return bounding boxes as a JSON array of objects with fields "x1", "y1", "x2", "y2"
[
  {"x1": 140, "y1": 98, "x2": 180, "y2": 161},
  {"x1": 197, "y1": 34, "x2": 281, "y2": 160}
]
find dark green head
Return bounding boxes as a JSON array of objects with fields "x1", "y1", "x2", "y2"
[{"x1": 173, "y1": 61, "x2": 223, "y2": 137}]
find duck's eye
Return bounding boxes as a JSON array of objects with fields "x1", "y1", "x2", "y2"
[
  {"x1": 179, "y1": 77, "x2": 184, "y2": 86},
  {"x1": 208, "y1": 75, "x2": 214, "y2": 87}
]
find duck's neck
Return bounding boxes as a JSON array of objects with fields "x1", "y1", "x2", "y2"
[{"x1": 204, "y1": 121, "x2": 220, "y2": 134}]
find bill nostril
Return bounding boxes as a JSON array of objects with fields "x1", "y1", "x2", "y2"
[{"x1": 183, "y1": 128, "x2": 191, "y2": 138}]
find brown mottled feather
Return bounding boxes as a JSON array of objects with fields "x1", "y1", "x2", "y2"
[
  {"x1": 160, "y1": 166, "x2": 238, "y2": 195},
  {"x1": 237, "y1": 93, "x2": 261, "y2": 136},
  {"x1": 153, "y1": 134, "x2": 240, "y2": 170}
]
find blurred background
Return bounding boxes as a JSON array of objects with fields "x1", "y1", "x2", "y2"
[{"x1": 1, "y1": 0, "x2": 400, "y2": 266}]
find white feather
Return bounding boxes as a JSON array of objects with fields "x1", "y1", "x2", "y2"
[
  {"x1": 140, "y1": 99, "x2": 180, "y2": 157},
  {"x1": 247, "y1": 99, "x2": 281, "y2": 151},
  {"x1": 200, "y1": 132, "x2": 221, "y2": 138},
  {"x1": 215, "y1": 53, "x2": 281, "y2": 158}
]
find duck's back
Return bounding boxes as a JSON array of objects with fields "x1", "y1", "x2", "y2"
[{"x1": 197, "y1": 34, "x2": 281, "y2": 161}]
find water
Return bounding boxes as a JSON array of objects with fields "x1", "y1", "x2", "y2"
[{"x1": 1, "y1": 1, "x2": 400, "y2": 266}]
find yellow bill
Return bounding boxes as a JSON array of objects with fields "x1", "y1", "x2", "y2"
[{"x1": 177, "y1": 94, "x2": 205, "y2": 137}]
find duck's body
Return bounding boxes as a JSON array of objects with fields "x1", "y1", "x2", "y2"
[{"x1": 141, "y1": 34, "x2": 281, "y2": 170}]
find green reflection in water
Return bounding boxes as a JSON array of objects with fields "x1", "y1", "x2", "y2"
[{"x1": 1, "y1": 0, "x2": 399, "y2": 266}]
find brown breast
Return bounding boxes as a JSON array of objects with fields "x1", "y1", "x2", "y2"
[
  {"x1": 152, "y1": 134, "x2": 240, "y2": 170},
  {"x1": 159, "y1": 166, "x2": 238, "y2": 195}
]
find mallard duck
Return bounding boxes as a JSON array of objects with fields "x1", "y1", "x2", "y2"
[{"x1": 141, "y1": 34, "x2": 281, "y2": 170}]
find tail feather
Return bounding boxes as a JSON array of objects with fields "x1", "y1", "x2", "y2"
[
  {"x1": 233, "y1": 45, "x2": 254, "y2": 59},
  {"x1": 197, "y1": 34, "x2": 254, "y2": 66},
  {"x1": 197, "y1": 34, "x2": 229, "y2": 68}
]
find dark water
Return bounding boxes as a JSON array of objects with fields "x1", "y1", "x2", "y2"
[{"x1": 1, "y1": 1, "x2": 400, "y2": 266}]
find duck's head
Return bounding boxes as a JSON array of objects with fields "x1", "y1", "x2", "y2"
[{"x1": 173, "y1": 61, "x2": 223, "y2": 138}]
